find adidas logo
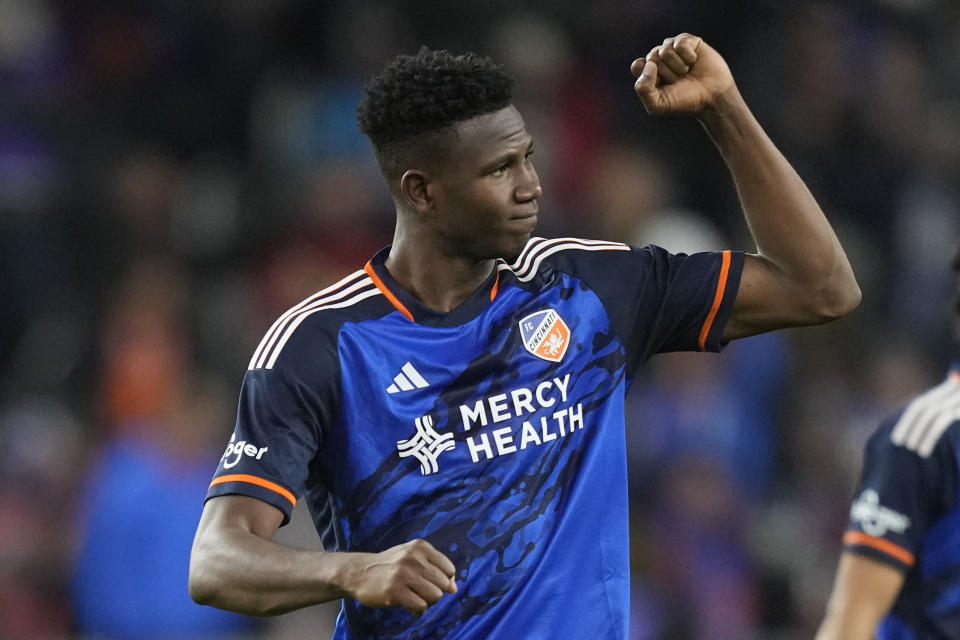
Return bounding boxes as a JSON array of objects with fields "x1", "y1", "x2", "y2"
[{"x1": 387, "y1": 362, "x2": 430, "y2": 394}]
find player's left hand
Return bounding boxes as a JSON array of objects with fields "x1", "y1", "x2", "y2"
[{"x1": 630, "y1": 33, "x2": 736, "y2": 115}]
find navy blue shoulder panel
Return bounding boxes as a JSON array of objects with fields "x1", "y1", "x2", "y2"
[
  {"x1": 508, "y1": 237, "x2": 743, "y2": 377},
  {"x1": 846, "y1": 378, "x2": 960, "y2": 575},
  {"x1": 205, "y1": 270, "x2": 396, "y2": 527}
]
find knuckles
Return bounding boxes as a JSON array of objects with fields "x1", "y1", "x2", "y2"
[
  {"x1": 403, "y1": 538, "x2": 433, "y2": 556},
  {"x1": 359, "y1": 539, "x2": 453, "y2": 611}
]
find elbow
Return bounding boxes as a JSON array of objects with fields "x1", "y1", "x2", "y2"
[
  {"x1": 188, "y1": 559, "x2": 216, "y2": 606},
  {"x1": 188, "y1": 543, "x2": 230, "y2": 609},
  {"x1": 189, "y1": 581, "x2": 212, "y2": 607},
  {"x1": 188, "y1": 564, "x2": 250, "y2": 613},
  {"x1": 826, "y1": 275, "x2": 862, "y2": 319},
  {"x1": 188, "y1": 551, "x2": 281, "y2": 617},
  {"x1": 810, "y1": 277, "x2": 862, "y2": 323}
]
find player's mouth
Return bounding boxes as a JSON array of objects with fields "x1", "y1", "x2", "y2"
[
  {"x1": 510, "y1": 204, "x2": 539, "y2": 220},
  {"x1": 509, "y1": 211, "x2": 538, "y2": 231}
]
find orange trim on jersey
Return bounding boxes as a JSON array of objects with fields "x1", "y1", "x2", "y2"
[
  {"x1": 951, "y1": 371, "x2": 960, "y2": 382},
  {"x1": 697, "y1": 250, "x2": 732, "y2": 351},
  {"x1": 490, "y1": 270, "x2": 500, "y2": 301},
  {"x1": 843, "y1": 531, "x2": 915, "y2": 566},
  {"x1": 209, "y1": 474, "x2": 297, "y2": 509},
  {"x1": 364, "y1": 261, "x2": 414, "y2": 322}
]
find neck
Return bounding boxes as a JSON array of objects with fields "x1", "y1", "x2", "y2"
[{"x1": 385, "y1": 236, "x2": 496, "y2": 313}]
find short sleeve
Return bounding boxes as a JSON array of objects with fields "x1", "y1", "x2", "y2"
[
  {"x1": 552, "y1": 244, "x2": 744, "y2": 374},
  {"x1": 843, "y1": 418, "x2": 957, "y2": 572},
  {"x1": 205, "y1": 346, "x2": 336, "y2": 525}
]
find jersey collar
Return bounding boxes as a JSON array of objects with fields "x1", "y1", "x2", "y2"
[{"x1": 364, "y1": 246, "x2": 506, "y2": 327}]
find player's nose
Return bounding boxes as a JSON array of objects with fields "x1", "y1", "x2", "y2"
[{"x1": 516, "y1": 165, "x2": 542, "y2": 202}]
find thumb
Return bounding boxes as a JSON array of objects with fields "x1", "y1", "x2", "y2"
[{"x1": 633, "y1": 59, "x2": 663, "y2": 113}]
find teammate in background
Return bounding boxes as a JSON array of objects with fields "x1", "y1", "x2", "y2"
[
  {"x1": 816, "y1": 246, "x2": 960, "y2": 640},
  {"x1": 189, "y1": 33, "x2": 860, "y2": 638}
]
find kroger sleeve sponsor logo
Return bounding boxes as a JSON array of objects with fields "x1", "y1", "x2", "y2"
[
  {"x1": 220, "y1": 433, "x2": 269, "y2": 469},
  {"x1": 850, "y1": 489, "x2": 911, "y2": 537}
]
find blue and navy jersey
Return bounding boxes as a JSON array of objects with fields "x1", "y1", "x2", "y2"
[
  {"x1": 843, "y1": 366, "x2": 960, "y2": 640},
  {"x1": 206, "y1": 237, "x2": 743, "y2": 639}
]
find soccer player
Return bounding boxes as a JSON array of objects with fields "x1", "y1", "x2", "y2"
[
  {"x1": 189, "y1": 33, "x2": 860, "y2": 638},
  {"x1": 816, "y1": 247, "x2": 960, "y2": 640}
]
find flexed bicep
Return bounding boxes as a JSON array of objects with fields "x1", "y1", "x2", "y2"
[{"x1": 724, "y1": 251, "x2": 857, "y2": 341}]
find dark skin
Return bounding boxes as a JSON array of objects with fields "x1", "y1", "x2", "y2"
[
  {"x1": 190, "y1": 33, "x2": 860, "y2": 619},
  {"x1": 628, "y1": 35, "x2": 860, "y2": 339},
  {"x1": 386, "y1": 104, "x2": 541, "y2": 312},
  {"x1": 816, "y1": 552, "x2": 905, "y2": 640}
]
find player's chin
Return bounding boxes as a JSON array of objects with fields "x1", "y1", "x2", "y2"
[{"x1": 498, "y1": 231, "x2": 533, "y2": 263}]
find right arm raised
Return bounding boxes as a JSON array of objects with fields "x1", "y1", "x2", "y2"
[{"x1": 188, "y1": 495, "x2": 457, "y2": 617}]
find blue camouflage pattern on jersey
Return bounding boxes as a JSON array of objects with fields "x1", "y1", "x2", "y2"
[
  {"x1": 331, "y1": 276, "x2": 625, "y2": 638},
  {"x1": 205, "y1": 240, "x2": 743, "y2": 639}
]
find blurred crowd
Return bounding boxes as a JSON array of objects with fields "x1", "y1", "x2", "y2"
[{"x1": 2, "y1": 1, "x2": 959, "y2": 638}]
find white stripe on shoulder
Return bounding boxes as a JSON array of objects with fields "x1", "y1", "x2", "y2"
[
  {"x1": 915, "y1": 397, "x2": 960, "y2": 458},
  {"x1": 509, "y1": 237, "x2": 628, "y2": 274},
  {"x1": 508, "y1": 236, "x2": 550, "y2": 269},
  {"x1": 262, "y1": 286, "x2": 381, "y2": 370},
  {"x1": 890, "y1": 374, "x2": 960, "y2": 457},
  {"x1": 248, "y1": 269, "x2": 369, "y2": 370},
  {"x1": 506, "y1": 237, "x2": 629, "y2": 283},
  {"x1": 890, "y1": 376, "x2": 957, "y2": 445},
  {"x1": 248, "y1": 274, "x2": 378, "y2": 370}
]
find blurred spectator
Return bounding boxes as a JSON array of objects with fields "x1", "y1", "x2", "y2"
[
  {"x1": 0, "y1": 401, "x2": 82, "y2": 640},
  {"x1": 888, "y1": 100, "x2": 960, "y2": 354},
  {"x1": 646, "y1": 457, "x2": 759, "y2": 640},
  {"x1": 71, "y1": 259, "x2": 257, "y2": 638},
  {"x1": 627, "y1": 333, "x2": 786, "y2": 500}
]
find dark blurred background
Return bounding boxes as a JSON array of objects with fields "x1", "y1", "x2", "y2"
[{"x1": 2, "y1": 0, "x2": 958, "y2": 638}]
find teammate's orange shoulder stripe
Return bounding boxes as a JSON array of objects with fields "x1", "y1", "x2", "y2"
[
  {"x1": 364, "y1": 261, "x2": 414, "y2": 322},
  {"x1": 209, "y1": 474, "x2": 297, "y2": 509},
  {"x1": 843, "y1": 530, "x2": 915, "y2": 566},
  {"x1": 490, "y1": 269, "x2": 500, "y2": 301},
  {"x1": 697, "y1": 250, "x2": 732, "y2": 351}
]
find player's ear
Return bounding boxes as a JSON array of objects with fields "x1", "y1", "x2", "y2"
[{"x1": 399, "y1": 170, "x2": 434, "y2": 215}]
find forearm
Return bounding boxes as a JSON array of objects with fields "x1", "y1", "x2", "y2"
[
  {"x1": 189, "y1": 520, "x2": 354, "y2": 616},
  {"x1": 815, "y1": 553, "x2": 903, "y2": 640},
  {"x1": 191, "y1": 495, "x2": 457, "y2": 617},
  {"x1": 815, "y1": 602, "x2": 882, "y2": 640},
  {"x1": 815, "y1": 596, "x2": 886, "y2": 640},
  {"x1": 699, "y1": 89, "x2": 860, "y2": 320}
]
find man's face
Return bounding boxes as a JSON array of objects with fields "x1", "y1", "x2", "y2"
[{"x1": 428, "y1": 105, "x2": 541, "y2": 262}]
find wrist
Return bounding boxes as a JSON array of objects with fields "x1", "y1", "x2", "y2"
[
  {"x1": 325, "y1": 551, "x2": 370, "y2": 600},
  {"x1": 697, "y1": 84, "x2": 746, "y2": 125},
  {"x1": 696, "y1": 86, "x2": 757, "y2": 149}
]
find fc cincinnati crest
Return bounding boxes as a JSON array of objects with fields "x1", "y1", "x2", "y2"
[{"x1": 519, "y1": 308, "x2": 570, "y2": 362}]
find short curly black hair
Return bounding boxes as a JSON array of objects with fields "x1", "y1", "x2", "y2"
[{"x1": 357, "y1": 47, "x2": 513, "y2": 181}]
